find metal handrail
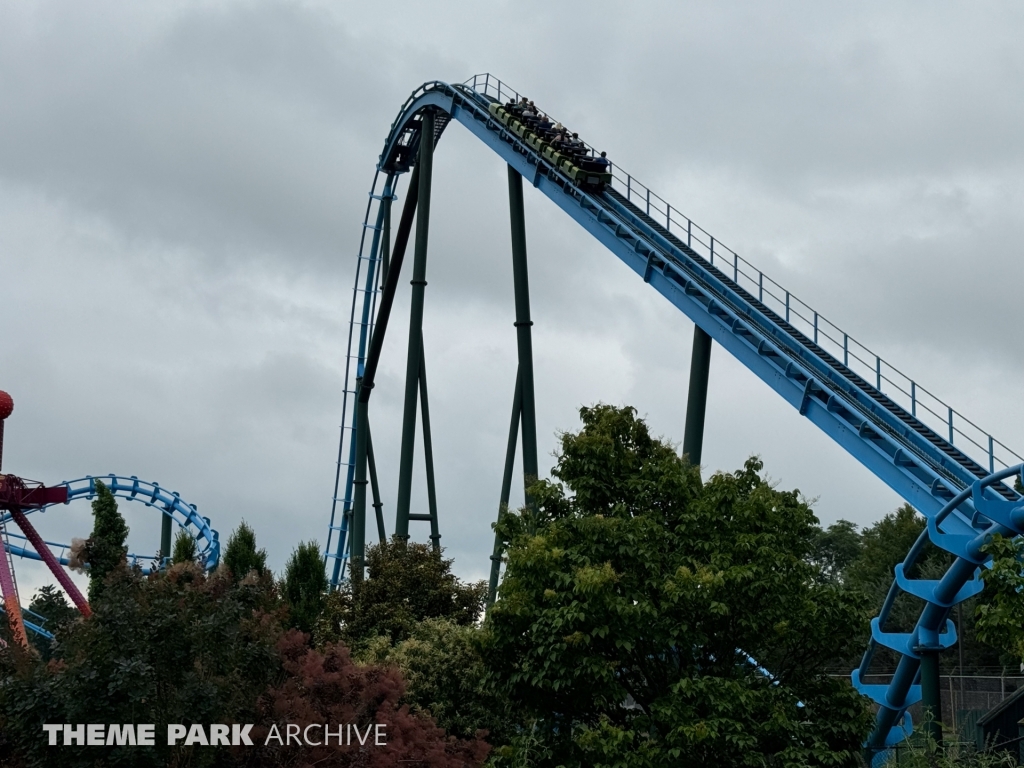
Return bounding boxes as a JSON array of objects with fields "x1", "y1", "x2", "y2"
[{"x1": 462, "y1": 72, "x2": 1023, "y2": 477}]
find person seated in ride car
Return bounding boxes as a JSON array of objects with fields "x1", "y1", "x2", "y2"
[
  {"x1": 595, "y1": 151, "x2": 611, "y2": 171},
  {"x1": 538, "y1": 114, "x2": 553, "y2": 132}
]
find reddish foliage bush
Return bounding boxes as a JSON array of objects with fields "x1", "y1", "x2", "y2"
[{"x1": 241, "y1": 631, "x2": 490, "y2": 767}]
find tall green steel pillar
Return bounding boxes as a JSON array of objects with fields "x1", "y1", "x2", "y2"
[
  {"x1": 507, "y1": 166, "x2": 539, "y2": 498},
  {"x1": 395, "y1": 110, "x2": 435, "y2": 540},
  {"x1": 682, "y1": 326, "x2": 713, "y2": 466},
  {"x1": 919, "y1": 649, "x2": 943, "y2": 745},
  {"x1": 160, "y1": 514, "x2": 172, "y2": 567},
  {"x1": 350, "y1": 383, "x2": 370, "y2": 584}
]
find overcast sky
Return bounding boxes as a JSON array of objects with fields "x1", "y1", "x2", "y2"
[{"x1": 2, "y1": 1, "x2": 1023, "y2": 598}]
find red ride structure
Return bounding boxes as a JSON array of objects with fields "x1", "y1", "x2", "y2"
[{"x1": 0, "y1": 390, "x2": 90, "y2": 648}]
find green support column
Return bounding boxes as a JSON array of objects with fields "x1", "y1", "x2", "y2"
[
  {"x1": 919, "y1": 649, "x2": 943, "y2": 745},
  {"x1": 507, "y1": 166, "x2": 539, "y2": 498},
  {"x1": 160, "y1": 514, "x2": 172, "y2": 567},
  {"x1": 488, "y1": 369, "x2": 522, "y2": 608},
  {"x1": 682, "y1": 326, "x2": 713, "y2": 466},
  {"x1": 418, "y1": 342, "x2": 441, "y2": 550},
  {"x1": 396, "y1": 110, "x2": 435, "y2": 540},
  {"x1": 351, "y1": 381, "x2": 369, "y2": 584}
]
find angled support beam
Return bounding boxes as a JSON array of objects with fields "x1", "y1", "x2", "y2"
[
  {"x1": 488, "y1": 368, "x2": 522, "y2": 608},
  {"x1": 396, "y1": 110, "x2": 435, "y2": 541},
  {"x1": 508, "y1": 166, "x2": 539, "y2": 500},
  {"x1": 348, "y1": 165, "x2": 420, "y2": 582},
  {"x1": 9, "y1": 507, "x2": 90, "y2": 617},
  {"x1": 366, "y1": 427, "x2": 385, "y2": 545},
  {"x1": 418, "y1": 337, "x2": 441, "y2": 550},
  {"x1": 682, "y1": 326, "x2": 713, "y2": 466}
]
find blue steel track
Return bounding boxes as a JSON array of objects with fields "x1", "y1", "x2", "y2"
[
  {"x1": 326, "y1": 75, "x2": 1024, "y2": 757},
  {"x1": 1, "y1": 474, "x2": 219, "y2": 639}
]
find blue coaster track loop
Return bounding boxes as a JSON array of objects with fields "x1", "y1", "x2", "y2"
[
  {"x1": 855, "y1": 463, "x2": 1024, "y2": 763},
  {"x1": 1, "y1": 474, "x2": 220, "y2": 574},
  {"x1": 327, "y1": 74, "x2": 1024, "y2": 751}
]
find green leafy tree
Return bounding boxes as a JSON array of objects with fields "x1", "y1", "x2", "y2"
[
  {"x1": 86, "y1": 480, "x2": 129, "y2": 602},
  {"x1": 281, "y1": 540, "x2": 328, "y2": 634},
  {"x1": 483, "y1": 404, "x2": 872, "y2": 767},
  {"x1": 316, "y1": 537, "x2": 486, "y2": 649},
  {"x1": 845, "y1": 504, "x2": 928, "y2": 591},
  {"x1": 171, "y1": 528, "x2": 198, "y2": 564},
  {"x1": 0, "y1": 562, "x2": 488, "y2": 767},
  {"x1": 808, "y1": 519, "x2": 862, "y2": 584},
  {"x1": 26, "y1": 585, "x2": 78, "y2": 658},
  {"x1": 976, "y1": 535, "x2": 1024, "y2": 663},
  {"x1": 222, "y1": 520, "x2": 267, "y2": 579},
  {"x1": 362, "y1": 618, "x2": 507, "y2": 742}
]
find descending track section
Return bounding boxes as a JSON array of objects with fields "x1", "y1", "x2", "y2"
[{"x1": 326, "y1": 75, "x2": 1024, "y2": 753}]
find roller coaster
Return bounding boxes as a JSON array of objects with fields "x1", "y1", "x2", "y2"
[
  {"x1": 326, "y1": 74, "x2": 1024, "y2": 761},
  {"x1": 0, "y1": 393, "x2": 220, "y2": 645}
]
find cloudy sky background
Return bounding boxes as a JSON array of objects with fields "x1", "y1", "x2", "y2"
[{"x1": 2, "y1": 1, "x2": 1023, "y2": 598}]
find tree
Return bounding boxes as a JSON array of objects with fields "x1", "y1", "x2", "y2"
[
  {"x1": 281, "y1": 540, "x2": 328, "y2": 634},
  {"x1": 361, "y1": 618, "x2": 507, "y2": 742},
  {"x1": 976, "y1": 535, "x2": 1024, "y2": 663},
  {"x1": 317, "y1": 537, "x2": 486, "y2": 649},
  {"x1": 171, "y1": 527, "x2": 197, "y2": 564},
  {"x1": 845, "y1": 504, "x2": 929, "y2": 591},
  {"x1": 483, "y1": 404, "x2": 872, "y2": 767},
  {"x1": 0, "y1": 561, "x2": 487, "y2": 767},
  {"x1": 808, "y1": 519, "x2": 863, "y2": 584},
  {"x1": 245, "y1": 632, "x2": 490, "y2": 767},
  {"x1": 222, "y1": 519, "x2": 267, "y2": 579},
  {"x1": 0, "y1": 562, "x2": 282, "y2": 766},
  {"x1": 26, "y1": 584, "x2": 78, "y2": 658},
  {"x1": 86, "y1": 480, "x2": 129, "y2": 602}
]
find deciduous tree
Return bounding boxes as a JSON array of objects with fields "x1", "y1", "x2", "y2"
[{"x1": 484, "y1": 404, "x2": 872, "y2": 767}]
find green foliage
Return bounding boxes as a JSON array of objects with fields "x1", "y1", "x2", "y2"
[
  {"x1": 483, "y1": 404, "x2": 873, "y2": 767},
  {"x1": 845, "y1": 504, "x2": 928, "y2": 591},
  {"x1": 808, "y1": 519, "x2": 863, "y2": 584},
  {"x1": 362, "y1": 618, "x2": 505, "y2": 742},
  {"x1": 86, "y1": 480, "x2": 129, "y2": 603},
  {"x1": 281, "y1": 540, "x2": 328, "y2": 634},
  {"x1": 222, "y1": 519, "x2": 267, "y2": 579},
  {"x1": 0, "y1": 563, "x2": 282, "y2": 767},
  {"x1": 0, "y1": 563, "x2": 488, "y2": 767},
  {"x1": 976, "y1": 534, "x2": 1024, "y2": 662},
  {"x1": 878, "y1": 732, "x2": 1016, "y2": 767},
  {"x1": 171, "y1": 527, "x2": 198, "y2": 564},
  {"x1": 362, "y1": 618, "x2": 516, "y2": 741},
  {"x1": 26, "y1": 585, "x2": 78, "y2": 658},
  {"x1": 317, "y1": 537, "x2": 486, "y2": 649}
]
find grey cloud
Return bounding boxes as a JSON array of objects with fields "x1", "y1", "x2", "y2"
[{"x1": 1, "y1": 1, "x2": 1022, "y2": 591}]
